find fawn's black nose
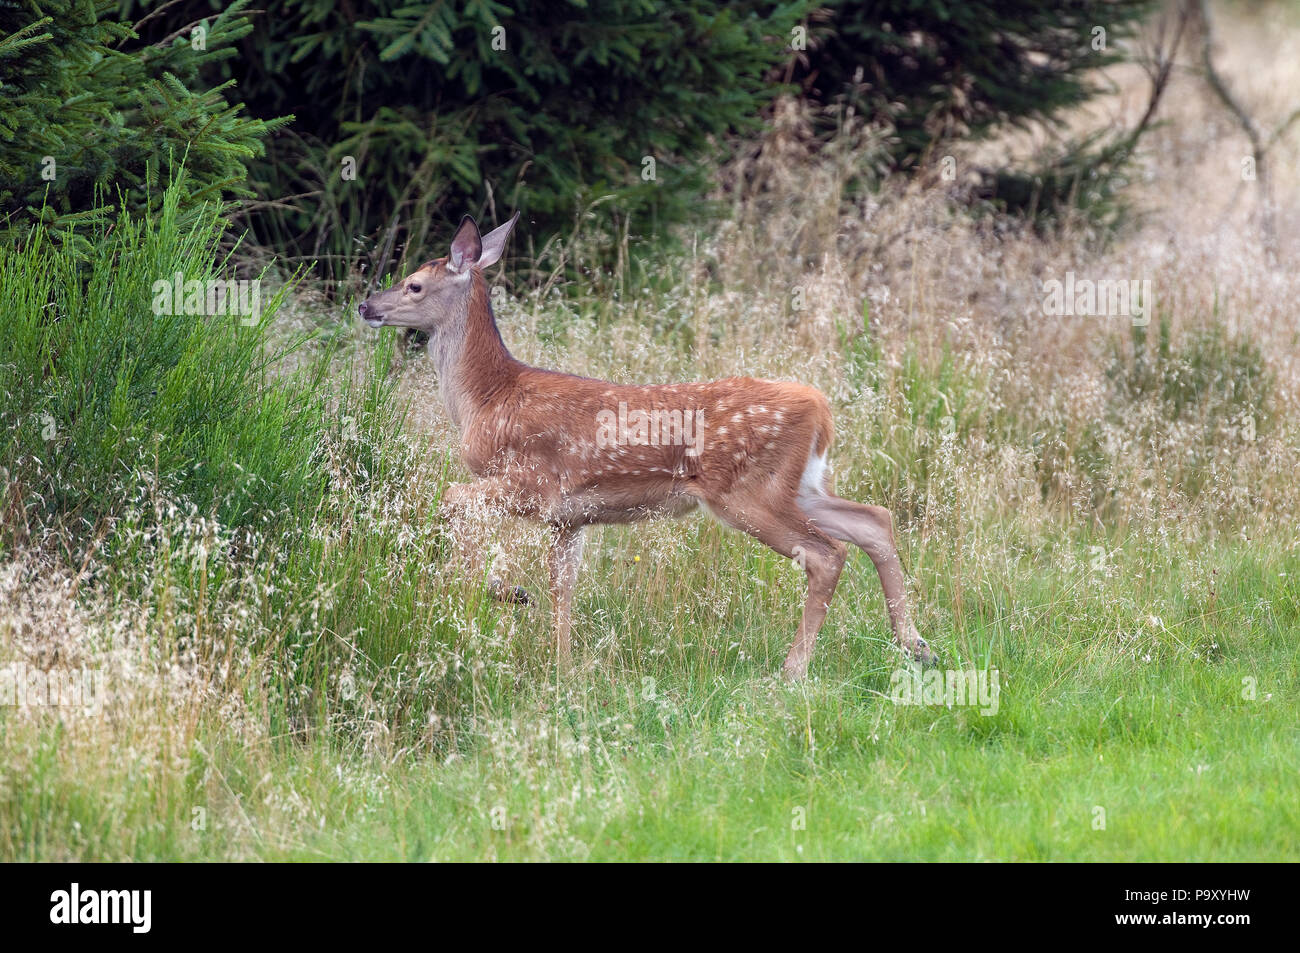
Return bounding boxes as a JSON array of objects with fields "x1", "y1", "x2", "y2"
[{"x1": 358, "y1": 299, "x2": 385, "y2": 328}]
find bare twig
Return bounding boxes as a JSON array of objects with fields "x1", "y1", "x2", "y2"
[{"x1": 1193, "y1": 0, "x2": 1296, "y2": 251}]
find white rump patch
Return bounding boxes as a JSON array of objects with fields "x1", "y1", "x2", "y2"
[{"x1": 797, "y1": 447, "x2": 829, "y2": 505}]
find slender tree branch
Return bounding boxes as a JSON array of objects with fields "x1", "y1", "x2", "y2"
[{"x1": 1192, "y1": 0, "x2": 1295, "y2": 250}]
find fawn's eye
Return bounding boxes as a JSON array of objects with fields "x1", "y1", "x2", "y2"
[{"x1": 409, "y1": 282, "x2": 422, "y2": 294}]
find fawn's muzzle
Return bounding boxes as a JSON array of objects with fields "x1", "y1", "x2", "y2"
[{"x1": 358, "y1": 299, "x2": 384, "y2": 328}]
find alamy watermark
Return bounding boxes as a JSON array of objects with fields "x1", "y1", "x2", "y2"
[
  {"x1": 890, "y1": 665, "x2": 1000, "y2": 716},
  {"x1": 1, "y1": 662, "x2": 104, "y2": 715},
  {"x1": 596, "y1": 402, "x2": 706, "y2": 457},
  {"x1": 50, "y1": 883, "x2": 150, "y2": 933},
  {"x1": 151, "y1": 272, "x2": 262, "y2": 325},
  {"x1": 1041, "y1": 272, "x2": 1152, "y2": 326}
]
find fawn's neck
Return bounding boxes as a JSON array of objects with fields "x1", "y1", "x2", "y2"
[{"x1": 429, "y1": 273, "x2": 520, "y2": 430}]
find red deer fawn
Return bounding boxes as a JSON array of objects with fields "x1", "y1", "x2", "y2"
[{"x1": 358, "y1": 213, "x2": 936, "y2": 679}]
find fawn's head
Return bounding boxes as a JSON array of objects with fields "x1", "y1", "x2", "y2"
[{"x1": 358, "y1": 212, "x2": 518, "y2": 331}]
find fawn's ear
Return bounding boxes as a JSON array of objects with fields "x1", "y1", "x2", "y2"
[
  {"x1": 478, "y1": 212, "x2": 519, "y2": 269},
  {"x1": 448, "y1": 215, "x2": 483, "y2": 273}
]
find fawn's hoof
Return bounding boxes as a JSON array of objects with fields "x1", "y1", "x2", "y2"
[
  {"x1": 781, "y1": 657, "x2": 810, "y2": 682},
  {"x1": 488, "y1": 579, "x2": 533, "y2": 605},
  {"x1": 908, "y1": 635, "x2": 939, "y2": 667}
]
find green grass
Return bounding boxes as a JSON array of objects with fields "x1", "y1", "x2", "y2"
[
  {"x1": 243, "y1": 534, "x2": 1297, "y2": 861},
  {"x1": 3, "y1": 509, "x2": 1296, "y2": 861}
]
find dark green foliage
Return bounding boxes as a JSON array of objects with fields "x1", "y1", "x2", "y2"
[
  {"x1": 789, "y1": 1, "x2": 1162, "y2": 231},
  {"x1": 120, "y1": 0, "x2": 810, "y2": 286},
  {"x1": 6, "y1": 0, "x2": 1163, "y2": 276},
  {"x1": 977, "y1": 132, "x2": 1139, "y2": 232},
  {"x1": 0, "y1": 0, "x2": 282, "y2": 249},
  {"x1": 794, "y1": 0, "x2": 1154, "y2": 164}
]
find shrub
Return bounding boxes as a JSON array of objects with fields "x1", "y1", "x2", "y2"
[
  {"x1": 789, "y1": 0, "x2": 1157, "y2": 231},
  {"x1": 0, "y1": 179, "x2": 332, "y2": 556}
]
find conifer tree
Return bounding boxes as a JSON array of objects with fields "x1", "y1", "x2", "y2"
[
  {"x1": 0, "y1": 0, "x2": 282, "y2": 248},
  {"x1": 793, "y1": 0, "x2": 1154, "y2": 165},
  {"x1": 120, "y1": 0, "x2": 810, "y2": 281}
]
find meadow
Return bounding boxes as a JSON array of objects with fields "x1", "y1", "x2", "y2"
[{"x1": 1, "y1": 7, "x2": 1298, "y2": 861}]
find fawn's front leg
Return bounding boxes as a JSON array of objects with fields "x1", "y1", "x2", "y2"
[
  {"x1": 440, "y1": 478, "x2": 533, "y2": 604},
  {"x1": 547, "y1": 523, "x2": 585, "y2": 671}
]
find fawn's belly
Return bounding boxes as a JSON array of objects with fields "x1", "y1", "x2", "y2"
[
  {"x1": 466, "y1": 428, "x2": 705, "y2": 525},
  {"x1": 544, "y1": 485, "x2": 700, "y2": 526}
]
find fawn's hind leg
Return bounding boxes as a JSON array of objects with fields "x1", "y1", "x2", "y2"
[
  {"x1": 707, "y1": 495, "x2": 847, "y2": 680},
  {"x1": 799, "y1": 494, "x2": 935, "y2": 664}
]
